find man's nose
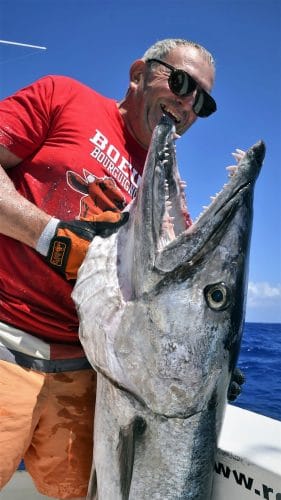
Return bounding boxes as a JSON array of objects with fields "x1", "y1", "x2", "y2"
[{"x1": 176, "y1": 90, "x2": 197, "y2": 111}]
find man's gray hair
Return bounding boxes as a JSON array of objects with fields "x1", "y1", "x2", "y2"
[{"x1": 142, "y1": 38, "x2": 215, "y2": 69}]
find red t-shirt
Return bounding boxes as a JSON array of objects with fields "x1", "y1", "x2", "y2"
[{"x1": 0, "y1": 75, "x2": 147, "y2": 344}]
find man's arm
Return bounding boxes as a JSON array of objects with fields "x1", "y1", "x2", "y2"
[
  {"x1": 0, "y1": 146, "x2": 52, "y2": 248},
  {"x1": 0, "y1": 145, "x2": 128, "y2": 280}
]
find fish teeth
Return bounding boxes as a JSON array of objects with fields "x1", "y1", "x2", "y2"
[{"x1": 160, "y1": 212, "x2": 176, "y2": 247}]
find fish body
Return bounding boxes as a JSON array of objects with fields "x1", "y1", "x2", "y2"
[{"x1": 72, "y1": 116, "x2": 265, "y2": 499}]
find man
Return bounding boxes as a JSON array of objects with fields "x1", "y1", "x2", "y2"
[{"x1": 0, "y1": 38, "x2": 241, "y2": 499}]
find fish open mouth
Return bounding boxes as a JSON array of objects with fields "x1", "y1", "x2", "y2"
[
  {"x1": 157, "y1": 154, "x2": 246, "y2": 254},
  {"x1": 153, "y1": 117, "x2": 265, "y2": 258}
]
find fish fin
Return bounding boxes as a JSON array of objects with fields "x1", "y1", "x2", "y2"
[
  {"x1": 117, "y1": 416, "x2": 146, "y2": 499},
  {"x1": 87, "y1": 466, "x2": 97, "y2": 499}
]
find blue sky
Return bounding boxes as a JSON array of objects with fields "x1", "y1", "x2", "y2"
[{"x1": 0, "y1": 0, "x2": 280, "y2": 322}]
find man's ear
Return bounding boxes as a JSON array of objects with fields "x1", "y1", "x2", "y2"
[{"x1": 129, "y1": 60, "x2": 147, "y2": 88}]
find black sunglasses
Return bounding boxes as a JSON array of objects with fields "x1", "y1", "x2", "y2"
[{"x1": 146, "y1": 58, "x2": 217, "y2": 118}]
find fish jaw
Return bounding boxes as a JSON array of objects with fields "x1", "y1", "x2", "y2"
[
  {"x1": 127, "y1": 114, "x2": 190, "y2": 296},
  {"x1": 127, "y1": 114, "x2": 265, "y2": 299},
  {"x1": 155, "y1": 140, "x2": 265, "y2": 273}
]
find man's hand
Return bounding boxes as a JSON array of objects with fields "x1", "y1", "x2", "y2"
[
  {"x1": 37, "y1": 211, "x2": 129, "y2": 280},
  {"x1": 227, "y1": 367, "x2": 246, "y2": 402}
]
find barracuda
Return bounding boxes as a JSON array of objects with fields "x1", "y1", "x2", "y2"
[{"x1": 72, "y1": 116, "x2": 265, "y2": 500}]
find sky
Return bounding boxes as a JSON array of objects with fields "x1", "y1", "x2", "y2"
[{"x1": 0, "y1": 0, "x2": 280, "y2": 323}]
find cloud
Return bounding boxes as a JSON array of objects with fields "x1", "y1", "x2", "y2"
[
  {"x1": 246, "y1": 282, "x2": 281, "y2": 322},
  {"x1": 247, "y1": 281, "x2": 281, "y2": 307}
]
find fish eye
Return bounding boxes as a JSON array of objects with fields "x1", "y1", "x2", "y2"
[{"x1": 204, "y1": 283, "x2": 230, "y2": 311}]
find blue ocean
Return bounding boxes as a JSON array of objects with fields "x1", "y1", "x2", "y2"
[{"x1": 232, "y1": 322, "x2": 281, "y2": 421}]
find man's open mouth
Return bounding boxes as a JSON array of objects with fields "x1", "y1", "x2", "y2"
[{"x1": 161, "y1": 104, "x2": 181, "y2": 125}]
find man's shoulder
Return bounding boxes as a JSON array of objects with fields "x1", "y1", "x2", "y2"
[
  {"x1": 38, "y1": 75, "x2": 113, "y2": 105},
  {"x1": 36, "y1": 74, "x2": 94, "y2": 92}
]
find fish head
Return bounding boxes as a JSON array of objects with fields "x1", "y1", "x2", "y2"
[{"x1": 73, "y1": 115, "x2": 265, "y2": 419}]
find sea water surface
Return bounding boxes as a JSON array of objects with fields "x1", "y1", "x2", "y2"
[{"x1": 232, "y1": 322, "x2": 281, "y2": 421}]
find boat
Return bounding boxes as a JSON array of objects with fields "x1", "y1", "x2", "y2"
[
  {"x1": 2, "y1": 404, "x2": 281, "y2": 499},
  {"x1": 213, "y1": 405, "x2": 281, "y2": 499}
]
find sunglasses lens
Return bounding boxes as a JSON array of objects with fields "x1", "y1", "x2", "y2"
[
  {"x1": 193, "y1": 90, "x2": 217, "y2": 117},
  {"x1": 168, "y1": 70, "x2": 197, "y2": 97},
  {"x1": 193, "y1": 92, "x2": 204, "y2": 115}
]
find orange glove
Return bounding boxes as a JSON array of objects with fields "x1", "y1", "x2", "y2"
[{"x1": 41, "y1": 211, "x2": 128, "y2": 280}]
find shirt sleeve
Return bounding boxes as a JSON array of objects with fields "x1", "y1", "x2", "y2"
[{"x1": 0, "y1": 76, "x2": 56, "y2": 160}]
